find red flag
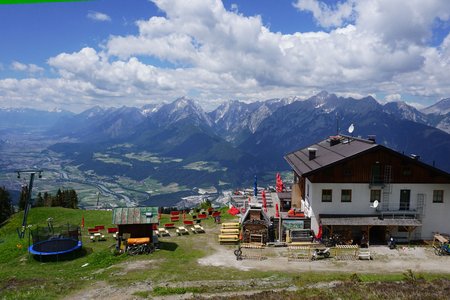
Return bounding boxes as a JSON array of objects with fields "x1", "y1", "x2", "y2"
[
  {"x1": 275, "y1": 203, "x2": 280, "y2": 218},
  {"x1": 81, "y1": 216, "x2": 85, "y2": 228}
]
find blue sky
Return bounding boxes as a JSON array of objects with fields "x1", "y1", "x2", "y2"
[{"x1": 1, "y1": 0, "x2": 450, "y2": 112}]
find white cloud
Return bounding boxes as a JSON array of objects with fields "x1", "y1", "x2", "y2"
[
  {"x1": 1, "y1": 0, "x2": 450, "y2": 111},
  {"x1": 293, "y1": 0, "x2": 355, "y2": 28},
  {"x1": 384, "y1": 94, "x2": 402, "y2": 102},
  {"x1": 11, "y1": 61, "x2": 44, "y2": 74},
  {"x1": 87, "y1": 11, "x2": 111, "y2": 22}
]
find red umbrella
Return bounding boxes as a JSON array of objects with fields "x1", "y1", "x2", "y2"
[
  {"x1": 275, "y1": 203, "x2": 280, "y2": 218},
  {"x1": 262, "y1": 190, "x2": 267, "y2": 212},
  {"x1": 315, "y1": 225, "x2": 323, "y2": 240},
  {"x1": 227, "y1": 206, "x2": 240, "y2": 216}
]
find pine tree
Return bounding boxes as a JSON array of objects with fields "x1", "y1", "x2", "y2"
[
  {"x1": 69, "y1": 189, "x2": 78, "y2": 209},
  {"x1": 53, "y1": 189, "x2": 63, "y2": 207},
  {"x1": 34, "y1": 192, "x2": 45, "y2": 207},
  {"x1": 0, "y1": 186, "x2": 14, "y2": 224},
  {"x1": 43, "y1": 191, "x2": 51, "y2": 207}
]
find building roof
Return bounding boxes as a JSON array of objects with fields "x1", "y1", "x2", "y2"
[
  {"x1": 320, "y1": 216, "x2": 422, "y2": 227},
  {"x1": 284, "y1": 135, "x2": 377, "y2": 176},
  {"x1": 112, "y1": 207, "x2": 159, "y2": 225}
]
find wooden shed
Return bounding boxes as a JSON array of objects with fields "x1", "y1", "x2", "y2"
[
  {"x1": 112, "y1": 207, "x2": 159, "y2": 241},
  {"x1": 240, "y1": 205, "x2": 271, "y2": 244}
]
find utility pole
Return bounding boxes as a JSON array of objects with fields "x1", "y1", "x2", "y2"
[{"x1": 16, "y1": 169, "x2": 42, "y2": 239}]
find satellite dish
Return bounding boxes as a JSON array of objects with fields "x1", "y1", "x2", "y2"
[
  {"x1": 348, "y1": 123, "x2": 355, "y2": 134},
  {"x1": 371, "y1": 200, "x2": 379, "y2": 208}
]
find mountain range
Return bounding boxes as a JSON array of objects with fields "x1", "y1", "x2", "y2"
[{"x1": 2, "y1": 92, "x2": 450, "y2": 191}]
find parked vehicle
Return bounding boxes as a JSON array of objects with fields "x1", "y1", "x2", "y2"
[
  {"x1": 323, "y1": 234, "x2": 345, "y2": 247},
  {"x1": 434, "y1": 242, "x2": 450, "y2": 256},
  {"x1": 388, "y1": 236, "x2": 396, "y2": 249},
  {"x1": 311, "y1": 248, "x2": 331, "y2": 260}
]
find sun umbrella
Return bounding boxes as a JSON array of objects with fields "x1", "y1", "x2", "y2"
[
  {"x1": 262, "y1": 190, "x2": 267, "y2": 212},
  {"x1": 227, "y1": 206, "x2": 239, "y2": 216},
  {"x1": 275, "y1": 203, "x2": 280, "y2": 218},
  {"x1": 315, "y1": 224, "x2": 323, "y2": 240}
]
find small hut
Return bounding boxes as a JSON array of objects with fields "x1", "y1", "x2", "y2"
[
  {"x1": 240, "y1": 204, "x2": 271, "y2": 244},
  {"x1": 112, "y1": 207, "x2": 159, "y2": 242}
]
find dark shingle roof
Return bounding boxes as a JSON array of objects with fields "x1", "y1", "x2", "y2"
[{"x1": 284, "y1": 135, "x2": 378, "y2": 176}]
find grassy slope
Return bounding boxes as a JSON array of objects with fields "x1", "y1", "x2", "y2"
[{"x1": 0, "y1": 208, "x2": 449, "y2": 300}]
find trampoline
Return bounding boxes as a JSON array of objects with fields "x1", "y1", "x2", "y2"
[
  {"x1": 29, "y1": 238, "x2": 82, "y2": 256},
  {"x1": 28, "y1": 224, "x2": 82, "y2": 257}
]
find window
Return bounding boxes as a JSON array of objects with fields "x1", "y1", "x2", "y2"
[
  {"x1": 370, "y1": 189, "x2": 381, "y2": 203},
  {"x1": 307, "y1": 184, "x2": 310, "y2": 197},
  {"x1": 341, "y1": 189, "x2": 352, "y2": 202},
  {"x1": 433, "y1": 190, "x2": 444, "y2": 203},
  {"x1": 402, "y1": 167, "x2": 411, "y2": 176},
  {"x1": 322, "y1": 189, "x2": 332, "y2": 202}
]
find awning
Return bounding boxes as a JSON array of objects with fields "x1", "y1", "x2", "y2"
[{"x1": 320, "y1": 216, "x2": 422, "y2": 227}]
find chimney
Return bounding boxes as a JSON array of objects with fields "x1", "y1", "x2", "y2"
[
  {"x1": 367, "y1": 135, "x2": 376, "y2": 142},
  {"x1": 308, "y1": 148, "x2": 317, "y2": 160}
]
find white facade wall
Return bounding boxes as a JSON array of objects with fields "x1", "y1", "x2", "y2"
[{"x1": 307, "y1": 182, "x2": 450, "y2": 240}]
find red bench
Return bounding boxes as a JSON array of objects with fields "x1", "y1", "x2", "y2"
[
  {"x1": 170, "y1": 216, "x2": 180, "y2": 222},
  {"x1": 170, "y1": 211, "x2": 180, "y2": 216},
  {"x1": 211, "y1": 211, "x2": 221, "y2": 217},
  {"x1": 107, "y1": 228, "x2": 118, "y2": 234},
  {"x1": 88, "y1": 228, "x2": 99, "y2": 234},
  {"x1": 183, "y1": 220, "x2": 194, "y2": 226},
  {"x1": 95, "y1": 225, "x2": 105, "y2": 231},
  {"x1": 164, "y1": 223, "x2": 175, "y2": 229},
  {"x1": 198, "y1": 214, "x2": 208, "y2": 219}
]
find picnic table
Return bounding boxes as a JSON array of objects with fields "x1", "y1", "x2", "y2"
[
  {"x1": 191, "y1": 224, "x2": 205, "y2": 234},
  {"x1": 176, "y1": 226, "x2": 189, "y2": 235}
]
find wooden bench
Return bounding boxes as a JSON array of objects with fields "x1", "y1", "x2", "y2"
[
  {"x1": 220, "y1": 228, "x2": 240, "y2": 235},
  {"x1": 222, "y1": 223, "x2": 240, "y2": 229},
  {"x1": 183, "y1": 220, "x2": 194, "y2": 226},
  {"x1": 95, "y1": 225, "x2": 105, "y2": 231},
  {"x1": 219, "y1": 234, "x2": 239, "y2": 243}
]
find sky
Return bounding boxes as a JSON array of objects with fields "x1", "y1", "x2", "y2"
[{"x1": 1, "y1": 0, "x2": 450, "y2": 112}]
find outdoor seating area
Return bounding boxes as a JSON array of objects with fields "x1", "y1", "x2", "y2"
[{"x1": 87, "y1": 226, "x2": 106, "y2": 242}]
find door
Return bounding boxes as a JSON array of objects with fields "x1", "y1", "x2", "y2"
[
  {"x1": 371, "y1": 164, "x2": 382, "y2": 184},
  {"x1": 399, "y1": 189, "x2": 410, "y2": 210}
]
